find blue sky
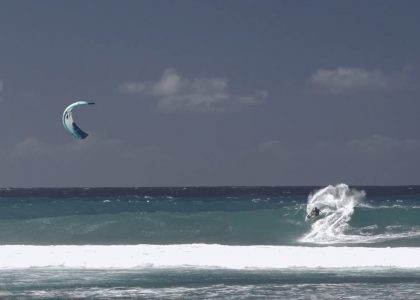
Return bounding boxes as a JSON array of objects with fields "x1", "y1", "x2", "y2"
[{"x1": 1, "y1": 1, "x2": 420, "y2": 186}]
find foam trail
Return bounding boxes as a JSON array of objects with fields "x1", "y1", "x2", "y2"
[
  {"x1": 0, "y1": 244, "x2": 420, "y2": 269},
  {"x1": 300, "y1": 184, "x2": 365, "y2": 244}
]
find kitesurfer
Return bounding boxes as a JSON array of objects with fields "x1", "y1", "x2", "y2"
[{"x1": 306, "y1": 207, "x2": 320, "y2": 219}]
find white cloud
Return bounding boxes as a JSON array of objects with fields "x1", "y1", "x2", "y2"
[
  {"x1": 308, "y1": 67, "x2": 399, "y2": 94},
  {"x1": 119, "y1": 69, "x2": 267, "y2": 112}
]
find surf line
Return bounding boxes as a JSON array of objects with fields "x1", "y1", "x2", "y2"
[{"x1": 1, "y1": 244, "x2": 419, "y2": 269}]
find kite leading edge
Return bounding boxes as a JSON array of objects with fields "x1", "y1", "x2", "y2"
[{"x1": 62, "y1": 101, "x2": 95, "y2": 139}]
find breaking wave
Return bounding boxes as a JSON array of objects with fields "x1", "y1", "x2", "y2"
[{"x1": 1, "y1": 244, "x2": 420, "y2": 269}]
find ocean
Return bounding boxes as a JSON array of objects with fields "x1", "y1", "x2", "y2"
[{"x1": 0, "y1": 184, "x2": 419, "y2": 299}]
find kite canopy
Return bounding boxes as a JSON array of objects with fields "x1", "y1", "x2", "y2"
[{"x1": 62, "y1": 101, "x2": 95, "y2": 139}]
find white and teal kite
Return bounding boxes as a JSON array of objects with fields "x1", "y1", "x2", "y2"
[{"x1": 62, "y1": 101, "x2": 95, "y2": 139}]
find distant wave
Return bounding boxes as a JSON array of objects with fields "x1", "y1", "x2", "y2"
[{"x1": 1, "y1": 244, "x2": 420, "y2": 269}]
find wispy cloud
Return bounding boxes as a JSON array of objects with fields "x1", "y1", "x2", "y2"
[
  {"x1": 119, "y1": 69, "x2": 267, "y2": 112},
  {"x1": 308, "y1": 67, "x2": 408, "y2": 94},
  {"x1": 10, "y1": 137, "x2": 49, "y2": 159},
  {"x1": 7, "y1": 135, "x2": 168, "y2": 186},
  {"x1": 10, "y1": 135, "x2": 162, "y2": 161},
  {"x1": 256, "y1": 135, "x2": 420, "y2": 185},
  {"x1": 346, "y1": 134, "x2": 420, "y2": 158},
  {"x1": 260, "y1": 135, "x2": 420, "y2": 160},
  {"x1": 0, "y1": 81, "x2": 3, "y2": 101}
]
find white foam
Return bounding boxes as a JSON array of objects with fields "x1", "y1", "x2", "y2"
[
  {"x1": 0, "y1": 244, "x2": 420, "y2": 269},
  {"x1": 300, "y1": 184, "x2": 365, "y2": 244}
]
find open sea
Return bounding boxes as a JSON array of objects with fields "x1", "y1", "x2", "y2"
[{"x1": 0, "y1": 184, "x2": 419, "y2": 299}]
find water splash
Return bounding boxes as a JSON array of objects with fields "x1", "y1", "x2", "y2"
[
  {"x1": 299, "y1": 183, "x2": 365, "y2": 244},
  {"x1": 299, "y1": 184, "x2": 420, "y2": 244}
]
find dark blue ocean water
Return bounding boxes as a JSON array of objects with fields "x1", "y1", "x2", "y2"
[{"x1": 0, "y1": 184, "x2": 419, "y2": 298}]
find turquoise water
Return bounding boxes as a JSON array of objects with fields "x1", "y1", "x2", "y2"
[{"x1": 0, "y1": 185, "x2": 419, "y2": 298}]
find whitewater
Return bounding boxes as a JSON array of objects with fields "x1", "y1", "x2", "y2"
[{"x1": 1, "y1": 244, "x2": 420, "y2": 269}]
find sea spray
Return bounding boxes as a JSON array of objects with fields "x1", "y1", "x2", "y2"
[
  {"x1": 300, "y1": 184, "x2": 365, "y2": 244},
  {"x1": 300, "y1": 184, "x2": 420, "y2": 244}
]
